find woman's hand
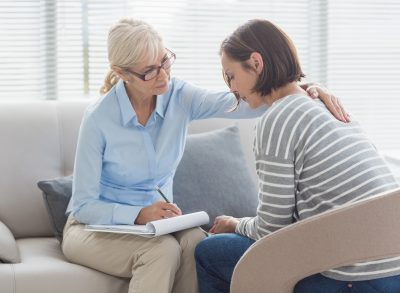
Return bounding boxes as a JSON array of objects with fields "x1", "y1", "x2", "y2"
[
  {"x1": 303, "y1": 84, "x2": 350, "y2": 123},
  {"x1": 209, "y1": 215, "x2": 239, "y2": 234},
  {"x1": 135, "y1": 201, "x2": 182, "y2": 225}
]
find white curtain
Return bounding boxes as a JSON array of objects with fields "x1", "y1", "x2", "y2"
[{"x1": 0, "y1": 0, "x2": 399, "y2": 151}]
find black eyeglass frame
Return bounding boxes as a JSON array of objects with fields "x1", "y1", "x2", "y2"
[{"x1": 124, "y1": 48, "x2": 176, "y2": 81}]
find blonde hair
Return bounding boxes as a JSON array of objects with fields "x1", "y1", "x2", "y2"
[{"x1": 100, "y1": 18, "x2": 163, "y2": 95}]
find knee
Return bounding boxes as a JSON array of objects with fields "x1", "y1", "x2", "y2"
[
  {"x1": 61, "y1": 225, "x2": 80, "y2": 262},
  {"x1": 152, "y1": 236, "x2": 182, "y2": 267},
  {"x1": 195, "y1": 235, "x2": 223, "y2": 267},
  {"x1": 179, "y1": 228, "x2": 206, "y2": 252},
  {"x1": 194, "y1": 239, "x2": 207, "y2": 269}
]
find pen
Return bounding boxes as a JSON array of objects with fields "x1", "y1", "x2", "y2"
[{"x1": 155, "y1": 185, "x2": 171, "y2": 203}]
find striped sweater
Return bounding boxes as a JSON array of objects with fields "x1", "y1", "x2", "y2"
[{"x1": 236, "y1": 94, "x2": 400, "y2": 281}]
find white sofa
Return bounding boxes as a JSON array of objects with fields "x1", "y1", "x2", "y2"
[
  {"x1": 2, "y1": 100, "x2": 400, "y2": 293},
  {"x1": 0, "y1": 100, "x2": 258, "y2": 293}
]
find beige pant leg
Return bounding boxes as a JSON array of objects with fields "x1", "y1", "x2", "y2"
[
  {"x1": 62, "y1": 216, "x2": 181, "y2": 293},
  {"x1": 171, "y1": 227, "x2": 207, "y2": 293}
]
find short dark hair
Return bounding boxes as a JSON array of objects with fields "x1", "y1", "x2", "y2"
[{"x1": 220, "y1": 19, "x2": 305, "y2": 97}]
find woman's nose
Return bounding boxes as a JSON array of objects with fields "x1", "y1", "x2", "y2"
[
  {"x1": 230, "y1": 85, "x2": 238, "y2": 95},
  {"x1": 229, "y1": 80, "x2": 237, "y2": 92}
]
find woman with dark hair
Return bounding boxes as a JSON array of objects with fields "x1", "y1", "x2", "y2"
[{"x1": 195, "y1": 19, "x2": 400, "y2": 293}]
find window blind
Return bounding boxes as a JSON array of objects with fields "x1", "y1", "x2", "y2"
[
  {"x1": 125, "y1": 0, "x2": 311, "y2": 91},
  {"x1": 0, "y1": 0, "x2": 321, "y2": 98},
  {"x1": 326, "y1": 0, "x2": 400, "y2": 151},
  {"x1": 0, "y1": 1, "x2": 42, "y2": 99},
  {"x1": 0, "y1": 0, "x2": 398, "y2": 151}
]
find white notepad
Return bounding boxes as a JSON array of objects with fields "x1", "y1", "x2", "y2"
[{"x1": 85, "y1": 211, "x2": 209, "y2": 237}]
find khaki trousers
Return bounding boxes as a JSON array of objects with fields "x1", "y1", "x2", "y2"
[{"x1": 62, "y1": 216, "x2": 206, "y2": 293}]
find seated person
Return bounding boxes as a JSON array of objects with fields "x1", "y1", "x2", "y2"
[{"x1": 195, "y1": 19, "x2": 400, "y2": 293}]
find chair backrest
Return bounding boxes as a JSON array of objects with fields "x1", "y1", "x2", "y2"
[{"x1": 231, "y1": 188, "x2": 400, "y2": 293}]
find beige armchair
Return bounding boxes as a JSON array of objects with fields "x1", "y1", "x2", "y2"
[{"x1": 231, "y1": 188, "x2": 400, "y2": 293}]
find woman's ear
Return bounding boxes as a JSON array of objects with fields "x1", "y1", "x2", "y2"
[
  {"x1": 111, "y1": 65, "x2": 129, "y2": 82},
  {"x1": 249, "y1": 52, "x2": 264, "y2": 74}
]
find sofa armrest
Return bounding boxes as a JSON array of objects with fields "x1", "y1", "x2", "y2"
[
  {"x1": 231, "y1": 188, "x2": 400, "y2": 293},
  {"x1": 0, "y1": 221, "x2": 20, "y2": 263}
]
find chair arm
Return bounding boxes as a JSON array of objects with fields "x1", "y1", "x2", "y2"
[{"x1": 231, "y1": 188, "x2": 400, "y2": 293}]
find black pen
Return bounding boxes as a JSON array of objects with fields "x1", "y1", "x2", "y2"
[{"x1": 155, "y1": 185, "x2": 171, "y2": 203}]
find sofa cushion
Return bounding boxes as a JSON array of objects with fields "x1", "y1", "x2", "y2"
[
  {"x1": 0, "y1": 221, "x2": 21, "y2": 263},
  {"x1": 36, "y1": 125, "x2": 258, "y2": 238},
  {"x1": 173, "y1": 125, "x2": 258, "y2": 230},
  {"x1": 14, "y1": 237, "x2": 128, "y2": 293},
  {"x1": 37, "y1": 176, "x2": 73, "y2": 242}
]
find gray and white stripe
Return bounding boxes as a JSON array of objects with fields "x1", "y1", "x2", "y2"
[{"x1": 236, "y1": 94, "x2": 400, "y2": 281}]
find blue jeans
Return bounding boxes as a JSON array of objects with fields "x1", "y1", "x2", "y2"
[
  {"x1": 295, "y1": 273, "x2": 400, "y2": 293},
  {"x1": 195, "y1": 233, "x2": 400, "y2": 293},
  {"x1": 195, "y1": 233, "x2": 255, "y2": 293}
]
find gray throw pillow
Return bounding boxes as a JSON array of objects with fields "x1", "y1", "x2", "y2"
[
  {"x1": 173, "y1": 125, "x2": 258, "y2": 230},
  {"x1": 37, "y1": 175, "x2": 72, "y2": 242}
]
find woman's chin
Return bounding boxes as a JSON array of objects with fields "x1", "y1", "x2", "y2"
[
  {"x1": 246, "y1": 98, "x2": 265, "y2": 109},
  {"x1": 245, "y1": 100, "x2": 258, "y2": 109},
  {"x1": 249, "y1": 102, "x2": 266, "y2": 109},
  {"x1": 153, "y1": 84, "x2": 169, "y2": 95}
]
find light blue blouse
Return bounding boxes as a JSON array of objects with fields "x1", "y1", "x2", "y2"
[{"x1": 67, "y1": 77, "x2": 266, "y2": 225}]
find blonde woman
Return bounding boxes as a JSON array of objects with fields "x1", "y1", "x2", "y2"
[{"x1": 62, "y1": 18, "x2": 347, "y2": 293}]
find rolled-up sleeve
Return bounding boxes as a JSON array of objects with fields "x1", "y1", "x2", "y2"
[{"x1": 235, "y1": 156, "x2": 296, "y2": 241}]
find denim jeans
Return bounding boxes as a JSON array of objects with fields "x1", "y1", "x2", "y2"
[
  {"x1": 195, "y1": 233, "x2": 255, "y2": 293},
  {"x1": 295, "y1": 273, "x2": 400, "y2": 293},
  {"x1": 195, "y1": 233, "x2": 400, "y2": 293}
]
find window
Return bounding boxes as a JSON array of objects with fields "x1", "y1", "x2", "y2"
[
  {"x1": 0, "y1": 0, "x2": 399, "y2": 151},
  {"x1": 326, "y1": 0, "x2": 400, "y2": 151}
]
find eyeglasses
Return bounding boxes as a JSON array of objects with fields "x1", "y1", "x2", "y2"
[{"x1": 125, "y1": 48, "x2": 176, "y2": 81}]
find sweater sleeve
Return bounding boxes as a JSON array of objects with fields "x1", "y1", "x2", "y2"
[{"x1": 236, "y1": 155, "x2": 296, "y2": 241}]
